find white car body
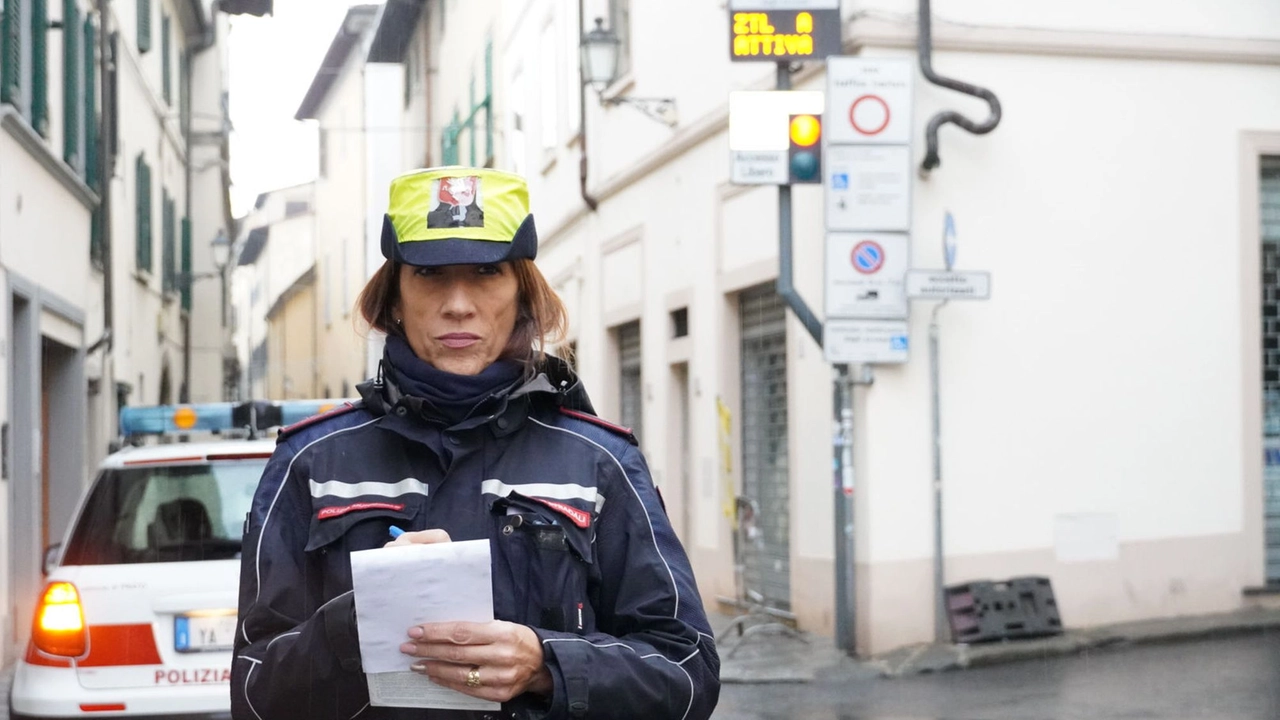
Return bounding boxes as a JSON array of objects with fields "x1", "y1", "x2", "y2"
[{"x1": 8, "y1": 439, "x2": 274, "y2": 720}]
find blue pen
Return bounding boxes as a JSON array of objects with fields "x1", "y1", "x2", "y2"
[{"x1": 388, "y1": 525, "x2": 406, "y2": 539}]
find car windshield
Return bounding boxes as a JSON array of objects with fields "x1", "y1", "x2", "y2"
[{"x1": 60, "y1": 460, "x2": 265, "y2": 565}]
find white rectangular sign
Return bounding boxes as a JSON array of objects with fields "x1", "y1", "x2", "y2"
[
  {"x1": 729, "y1": 0, "x2": 838, "y2": 8},
  {"x1": 825, "y1": 57, "x2": 914, "y2": 145},
  {"x1": 731, "y1": 150, "x2": 787, "y2": 184},
  {"x1": 729, "y1": 91, "x2": 824, "y2": 186},
  {"x1": 905, "y1": 270, "x2": 991, "y2": 300},
  {"x1": 825, "y1": 145, "x2": 912, "y2": 232},
  {"x1": 824, "y1": 319, "x2": 910, "y2": 364},
  {"x1": 825, "y1": 232, "x2": 909, "y2": 319}
]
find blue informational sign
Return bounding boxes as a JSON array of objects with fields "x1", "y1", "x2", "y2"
[
  {"x1": 944, "y1": 211, "x2": 957, "y2": 271},
  {"x1": 831, "y1": 172, "x2": 849, "y2": 189},
  {"x1": 890, "y1": 335, "x2": 909, "y2": 351}
]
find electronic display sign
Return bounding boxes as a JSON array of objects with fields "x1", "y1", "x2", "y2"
[{"x1": 730, "y1": 9, "x2": 841, "y2": 61}]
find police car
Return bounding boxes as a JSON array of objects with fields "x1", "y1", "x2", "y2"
[{"x1": 8, "y1": 400, "x2": 345, "y2": 720}]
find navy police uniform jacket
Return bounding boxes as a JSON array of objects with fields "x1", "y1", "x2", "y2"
[{"x1": 232, "y1": 358, "x2": 720, "y2": 719}]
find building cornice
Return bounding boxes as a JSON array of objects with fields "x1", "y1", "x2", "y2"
[
  {"x1": 543, "y1": 21, "x2": 1280, "y2": 245},
  {"x1": 847, "y1": 14, "x2": 1280, "y2": 66},
  {"x1": 0, "y1": 106, "x2": 100, "y2": 209}
]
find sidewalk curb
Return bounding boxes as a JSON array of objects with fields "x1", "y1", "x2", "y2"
[{"x1": 870, "y1": 607, "x2": 1280, "y2": 678}]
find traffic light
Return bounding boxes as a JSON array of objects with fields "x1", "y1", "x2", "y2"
[{"x1": 788, "y1": 113, "x2": 822, "y2": 184}]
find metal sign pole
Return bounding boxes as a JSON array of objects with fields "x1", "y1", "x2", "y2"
[
  {"x1": 772, "y1": 60, "x2": 857, "y2": 655},
  {"x1": 930, "y1": 300, "x2": 948, "y2": 643}
]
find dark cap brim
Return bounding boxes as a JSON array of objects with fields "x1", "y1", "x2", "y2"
[{"x1": 381, "y1": 214, "x2": 538, "y2": 267}]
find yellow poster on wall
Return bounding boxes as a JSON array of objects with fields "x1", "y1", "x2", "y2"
[{"x1": 717, "y1": 397, "x2": 736, "y2": 527}]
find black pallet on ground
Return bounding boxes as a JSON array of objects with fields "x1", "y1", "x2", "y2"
[{"x1": 945, "y1": 575, "x2": 1064, "y2": 644}]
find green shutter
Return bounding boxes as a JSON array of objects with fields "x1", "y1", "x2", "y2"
[
  {"x1": 178, "y1": 52, "x2": 188, "y2": 141},
  {"x1": 31, "y1": 0, "x2": 47, "y2": 135},
  {"x1": 137, "y1": 0, "x2": 150, "y2": 53},
  {"x1": 1, "y1": 0, "x2": 20, "y2": 106},
  {"x1": 180, "y1": 217, "x2": 192, "y2": 311},
  {"x1": 160, "y1": 12, "x2": 169, "y2": 104},
  {"x1": 136, "y1": 154, "x2": 152, "y2": 272},
  {"x1": 83, "y1": 15, "x2": 97, "y2": 188},
  {"x1": 162, "y1": 192, "x2": 176, "y2": 293},
  {"x1": 62, "y1": 0, "x2": 79, "y2": 166}
]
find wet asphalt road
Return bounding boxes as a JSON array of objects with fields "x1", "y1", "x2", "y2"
[
  {"x1": 713, "y1": 632, "x2": 1280, "y2": 720},
  {"x1": 3, "y1": 632, "x2": 1278, "y2": 718}
]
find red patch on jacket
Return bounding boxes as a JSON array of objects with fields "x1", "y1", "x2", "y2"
[
  {"x1": 317, "y1": 502, "x2": 405, "y2": 520},
  {"x1": 530, "y1": 497, "x2": 591, "y2": 528}
]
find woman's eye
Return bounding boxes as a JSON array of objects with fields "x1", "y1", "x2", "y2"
[
  {"x1": 413, "y1": 266, "x2": 440, "y2": 277},
  {"x1": 477, "y1": 264, "x2": 501, "y2": 276}
]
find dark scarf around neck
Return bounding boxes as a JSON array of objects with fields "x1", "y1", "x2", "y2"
[{"x1": 383, "y1": 335, "x2": 523, "y2": 424}]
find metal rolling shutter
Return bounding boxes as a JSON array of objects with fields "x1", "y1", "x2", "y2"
[
  {"x1": 739, "y1": 285, "x2": 790, "y2": 609},
  {"x1": 1262, "y1": 156, "x2": 1280, "y2": 583},
  {"x1": 617, "y1": 321, "x2": 642, "y2": 444}
]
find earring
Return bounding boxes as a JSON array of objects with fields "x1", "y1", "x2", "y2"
[{"x1": 394, "y1": 317, "x2": 403, "y2": 326}]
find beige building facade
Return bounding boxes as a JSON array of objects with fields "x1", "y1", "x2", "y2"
[
  {"x1": 0, "y1": 0, "x2": 233, "y2": 662},
  {"x1": 368, "y1": 0, "x2": 1280, "y2": 655}
]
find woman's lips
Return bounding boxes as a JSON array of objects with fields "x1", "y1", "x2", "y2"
[{"x1": 438, "y1": 333, "x2": 480, "y2": 349}]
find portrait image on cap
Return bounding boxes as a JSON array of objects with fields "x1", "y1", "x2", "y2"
[{"x1": 426, "y1": 175, "x2": 485, "y2": 229}]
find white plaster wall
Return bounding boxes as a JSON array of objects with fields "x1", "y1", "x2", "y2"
[
  {"x1": 313, "y1": 45, "x2": 371, "y2": 396},
  {"x1": 363, "y1": 57, "x2": 402, "y2": 378},
  {"x1": 388, "y1": 0, "x2": 1280, "y2": 643}
]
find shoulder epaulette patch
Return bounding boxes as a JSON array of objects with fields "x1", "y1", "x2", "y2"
[
  {"x1": 558, "y1": 407, "x2": 639, "y2": 446},
  {"x1": 278, "y1": 402, "x2": 360, "y2": 442}
]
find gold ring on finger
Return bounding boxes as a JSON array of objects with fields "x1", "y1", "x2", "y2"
[{"x1": 466, "y1": 665, "x2": 482, "y2": 688}]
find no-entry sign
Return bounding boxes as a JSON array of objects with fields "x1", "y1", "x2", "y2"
[{"x1": 825, "y1": 58, "x2": 914, "y2": 145}]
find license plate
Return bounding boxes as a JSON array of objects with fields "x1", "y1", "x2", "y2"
[{"x1": 174, "y1": 613, "x2": 238, "y2": 653}]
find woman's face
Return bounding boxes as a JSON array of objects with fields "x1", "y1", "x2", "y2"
[{"x1": 395, "y1": 262, "x2": 520, "y2": 376}]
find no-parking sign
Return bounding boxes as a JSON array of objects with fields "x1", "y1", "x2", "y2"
[{"x1": 825, "y1": 233, "x2": 909, "y2": 320}]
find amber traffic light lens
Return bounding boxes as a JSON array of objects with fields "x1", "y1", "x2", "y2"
[{"x1": 789, "y1": 114, "x2": 821, "y2": 147}]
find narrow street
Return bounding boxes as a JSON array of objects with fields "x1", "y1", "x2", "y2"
[{"x1": 714, "y1": 632, "x2": 1280, "y2": 719}]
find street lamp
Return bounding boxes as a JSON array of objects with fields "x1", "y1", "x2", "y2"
[
  {"x1": 210, "y1": 230, "x2": 231, "y2": 271},
  {"x1": 208, "y1": 230, "x2": 235, "y2": 400},
  {"x1": 579, "y1": 17, "x2": 677, "y2": 127}
]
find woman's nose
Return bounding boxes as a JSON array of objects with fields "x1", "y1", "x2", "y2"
[{"x1": 440, "y1": 281, "x2": 478, "y2": 317}]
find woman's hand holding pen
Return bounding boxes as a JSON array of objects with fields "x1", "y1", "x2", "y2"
[
  {"x1": 383, "y1": 525, "x2": 553, "y2": 701},
  {"x1": 384, "y1": 526, "x2": 451, "y2": 547}
]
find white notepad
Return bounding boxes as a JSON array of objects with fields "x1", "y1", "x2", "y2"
[{"x1": 349, "y1": 539, "x2": 499, "y2": 710}]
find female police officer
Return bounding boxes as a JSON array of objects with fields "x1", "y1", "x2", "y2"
[{"x1": 232, "y1": 167, "x2": 720, "y2": 720}]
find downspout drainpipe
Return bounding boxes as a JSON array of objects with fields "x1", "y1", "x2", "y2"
[
  {"x1": 180, "y1": 3, "x2": 218, "y2": 402},
  {"x1": 917, "y1": 0, "x2": 1001, "y2": 177},
  {"x1": 576, "y1": 0, "x2": 598, "y2": 212},
  {"x1": 96, "y1": 0, "x2": 114, "y2": 357}
]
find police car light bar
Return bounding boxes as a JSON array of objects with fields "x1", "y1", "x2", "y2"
[
  {"x1": 119, "y1": 403, "x2": 237, "y2": 436},
  {"x1": 119, "y1": 399, "x2": 356, "y2": 437}
]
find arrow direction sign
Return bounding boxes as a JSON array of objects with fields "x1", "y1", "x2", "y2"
[{"x1": 905, "y1": 270, "x2": 991, "y2": 300}]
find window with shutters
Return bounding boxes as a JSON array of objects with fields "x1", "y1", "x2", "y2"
[
  {"x1": 616, "y1": 321, "x2": 642, "y2": 444},
  {"x1": 1, "y1": 0, "x2": 24, "y2": 112},
  {"x1": 83, "y1": 14, "x2": 97, "y2": 186},
  {"x1": 160, "y1": 12, "x2": 170, "y2": 104},
  {"x1": 178, "y1": 52, "x2": 188, "y2": 141},
  {"x1": 29, "y1": 0, "x2": 46, "y2": 135},
  {"x1": 162, "y1": 191, "x2": 177, "y2": 294},
  {"x1": 180, "y1": 217, "x2": 192, "y2": 311},
  {"x1": 135, "y1": 154, "x2": 152, "y2": 273},
  {"x1": 136, "y1": 0, "x2": 150, "y2": 53},
  {"x1": 62, "y1": 0, "x2": 80, "y2": 167}
]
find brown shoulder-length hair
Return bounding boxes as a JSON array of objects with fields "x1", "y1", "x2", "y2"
[{"x1": 356, "y1": 259, "x2": 569, "y2": 373}]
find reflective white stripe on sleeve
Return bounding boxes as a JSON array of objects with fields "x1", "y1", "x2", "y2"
[
  {"x1": 309, "y1": 477, "x2": 429, "y2": 499},
  {"x1": 480, "y1": 478, "x2": 605, "y2": 512}
]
